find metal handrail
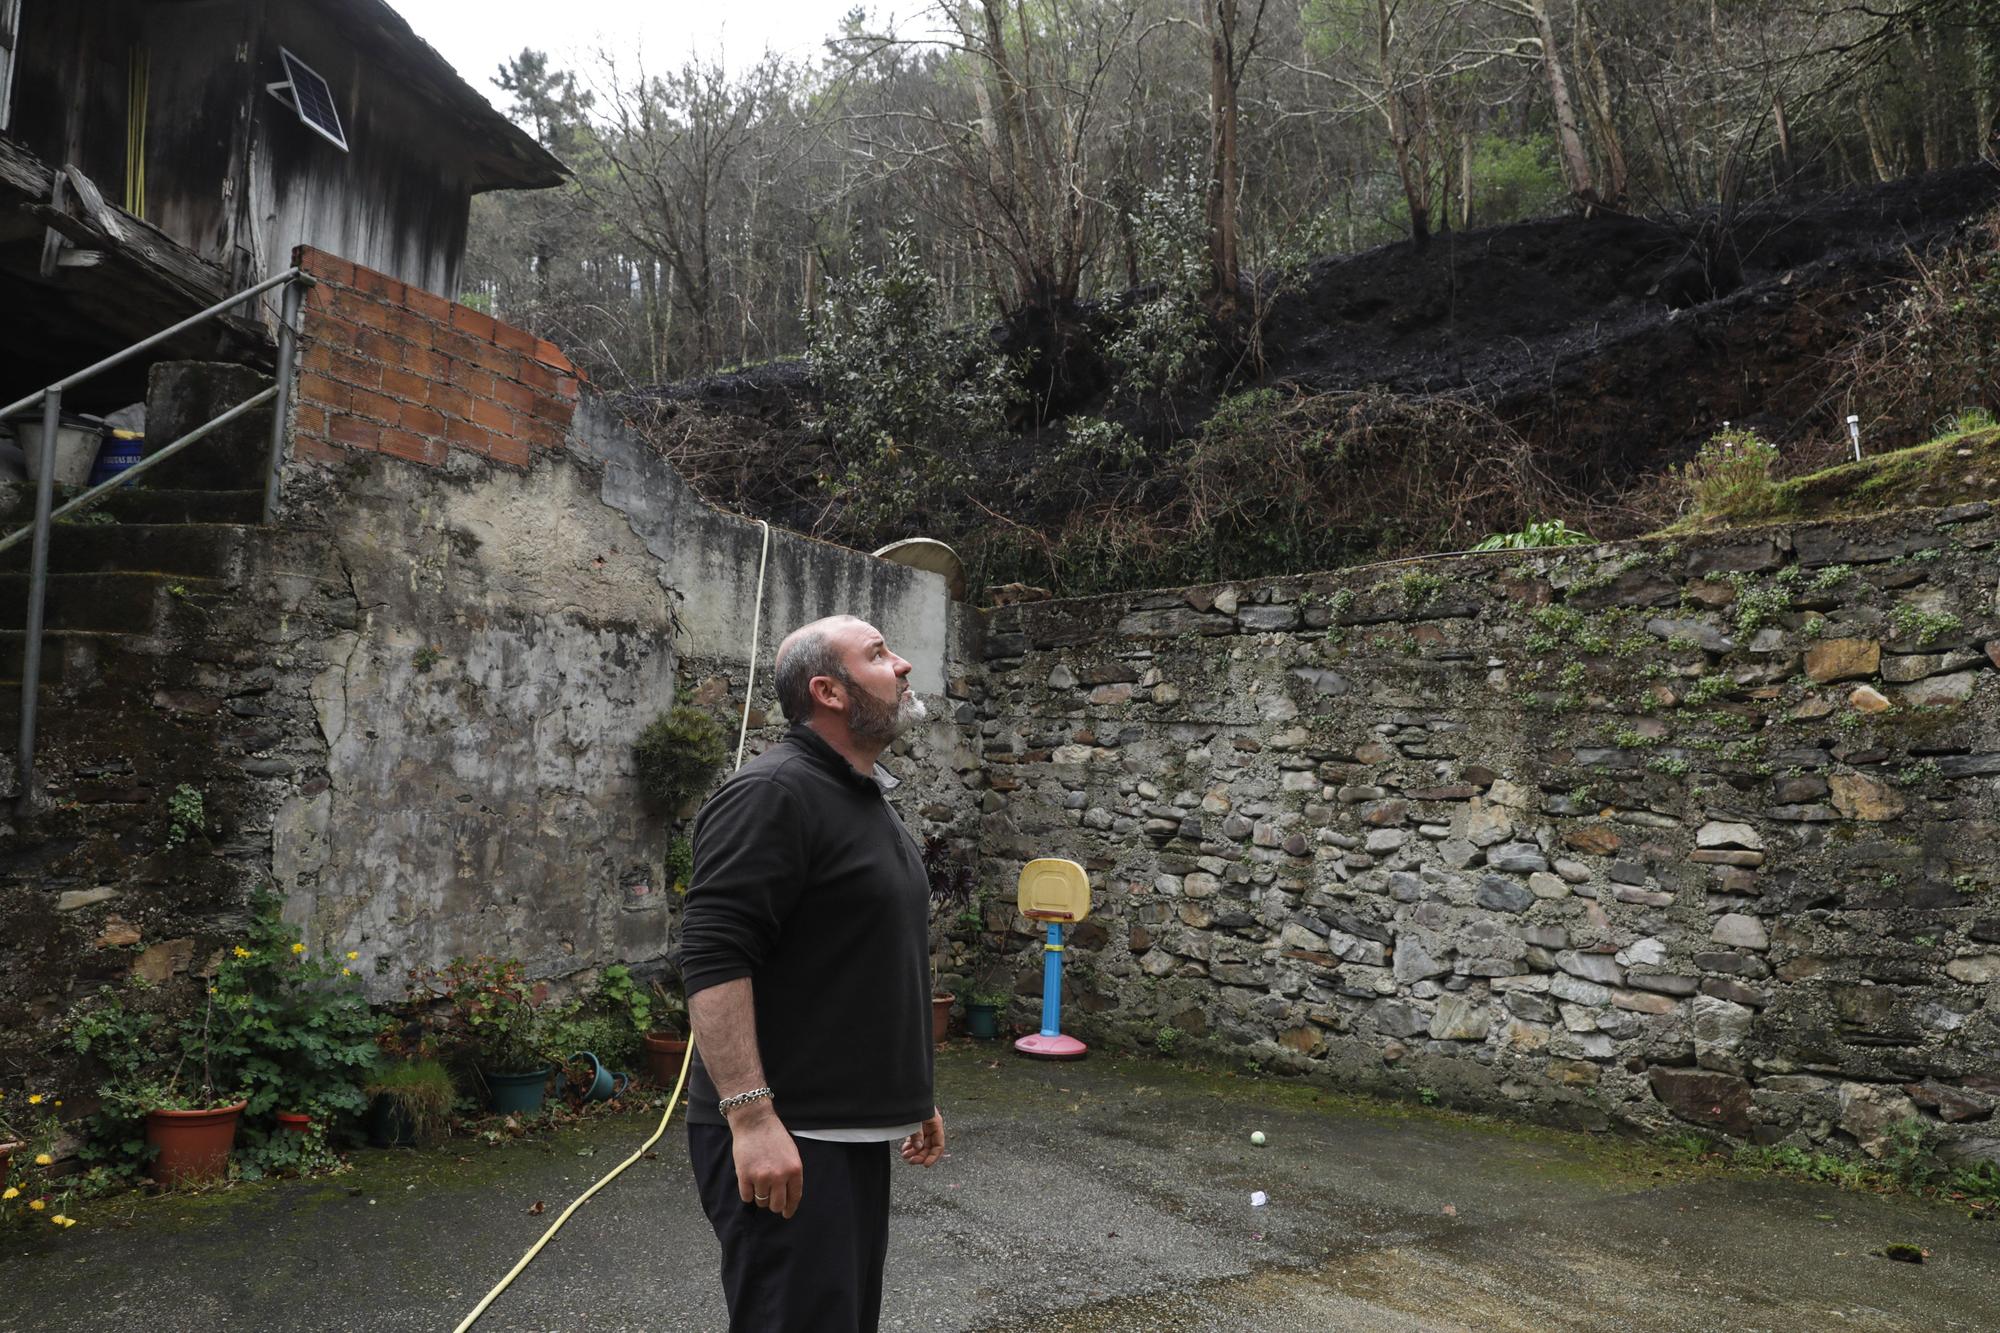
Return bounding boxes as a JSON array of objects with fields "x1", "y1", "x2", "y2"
[{"x1": 3, "y1": 266, "x2": 313, "y2": 807}]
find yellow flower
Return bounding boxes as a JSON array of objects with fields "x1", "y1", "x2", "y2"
[
  {"x1": 233, "y1": 946, "x2": 252, "y2": 959},
  {"x1": 347, "y1": 951, "x2": 359, "y2": 960},
  {"x1": 58, "y1": 1215, "x2": 77, "y2": 1228},
  {"x1": 341, "y1": 967, "x2": 352, "y2": 977},
  {"x1": 291, "y1": 942, "x2": 306, "y2": 955},
  {"x1": 27, "y1": 1094, "x2": 42, "y2": 1105},
  {"x1": 3, "y1": 1187, "x2": 18, "y2": 1200},
  {"x1": 208, "y1": 987, "x2": 218, "y2": 995},
  {"x1": 33, "y1": 1153, "x2": 51, "y2": 1166},
  {"x1": 28, "y1": 1199, "x2": 45, "y2": 1211}
]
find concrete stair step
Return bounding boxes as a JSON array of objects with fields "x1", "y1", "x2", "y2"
[
  {"x1": 0, "y1": 487, "x2": 263, "y2": 527},
  {"x1": 0, "y1": 572, "x2": 224, "y2": 634},
  {"x1": 0, "y1": 523, "x2": 249, "y2": 578}
]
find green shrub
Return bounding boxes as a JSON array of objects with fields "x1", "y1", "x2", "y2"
[
  {"x1": 1674, "y1": 429, "x2": 1782, "y2": 519},
  {"x1": 1105, "y1": 175, "x2": 1214, "y2": 400},
  {"x1": 363, "y1": 1058, "x2": 456, "y2": 1145},
  {"x1": 806, "y1": 229, "x2": 1016, "y2": 529},
  {"x1": 634, "y1": 705, "x2": 729, "y2": 810}
]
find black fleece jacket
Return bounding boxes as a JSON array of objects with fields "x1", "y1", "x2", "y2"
[{"x1": 676, "y1": 724, "x2": 934, "y2": 1129}]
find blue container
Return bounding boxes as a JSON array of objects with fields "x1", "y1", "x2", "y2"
[
  {"x1": 88, "y1": 432, "x2": 143, "y2": 488},
  {"x1": 482, "y1": 1067, "x2": 550, "y2": 1115}
]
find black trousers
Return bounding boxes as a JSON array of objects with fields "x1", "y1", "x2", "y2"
[{"x1": 688, "y1": 1122, "x2": 892, "y2": 1333}]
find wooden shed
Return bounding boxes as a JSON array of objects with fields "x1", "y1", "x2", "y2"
[{"x1": 0, "y1": 0, "x2": 564, "y2": 408}]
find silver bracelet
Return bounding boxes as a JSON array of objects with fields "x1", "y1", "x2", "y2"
[{"x1": 717, "y1": 1086, "x2": 774, "y2": 1117}]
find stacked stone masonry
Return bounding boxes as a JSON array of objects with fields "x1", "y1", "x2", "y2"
[
  {"x1": 974, "y1": 510, "x2": 2000, "y2": 1159},
  {"x1": 290, "y1": 246, "x2": 581, "y2": 471}
]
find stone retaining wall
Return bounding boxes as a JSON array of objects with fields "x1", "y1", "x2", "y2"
[{"x1": 974, "y1": 510, "x2": 2000, "y2": 1156}]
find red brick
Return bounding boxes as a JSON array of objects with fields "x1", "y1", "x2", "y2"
[
  {"x1": 304, "y1": 344, "x2": 381, "y2": 389},
  {"x1": 292, "y1": 433, "x2": 348, "y2": 467},
  {"x1": 298, "y1": 374, "x2": 351, "y2": 411},
  {"x1": 520, "y1": 414, "x2": 567, "y2": 451},
  {"x1": 449, "y1": 305, "x2": 499, "y2": 342},
  {"x1": 528, "y1": 388, "x2": 577, "y2": 424},
  {"x1": 428, "y1": 382, "x2": 473, "y2": 419},
  {"x1": 486, "y1": 434, "x2": 532, "y2": 468},
  {"x1": 463, "y1": 340, "x2": 523, "y2": 380},
  {"x1": 516, "y1": 359, "x2": 560, "y2": 393},
  {"x1": 306, "y1": 315, "x2": 362, "y2": 351},
  {"x1": 470, "y1": 398, "x2": 518, "y2": 434},
  {"x1": 347, "y1": 386, "x2": 400, "y2": 424},
  {"x1": 398, "y1": 402, "x2": 445, "y2": 435},
  {"x1": 297, "y1": 248, "x2": 355, "y2": 285},
  {"x1": 446, "y1": 364, "x2": 496, "y2": 401},
  {"x1": 492, "y1": 378, "x2": 538, "y2": 414},
  {"x1": 407, "y1": 347, "x2": 450, "y2": 380},
  {"x1": 356, "y1": 329, "x2": 413, "y2": 366},
  {"x1": 351, "y1": 266, "x2": 407, "y2": 305},
  {"x1": 380, "y1": 366, "x2": 429, "y2": 402},
  {"x1": 338, "y1": 294, "x2": 395, "y2": 332},
  {"x1": 291, "y1": 402, "x2": 328, "y2": 437},
  {"x1": 379, "y1": 428, "x2": 446, "y2": 467},
  {"x1": 530, "y1": 338, "x2": 577, "y2": 374},
  {"x1": 387, "y1": 307, "x2": 436, "y2": 346},
  {"x1": 434, "y1": 329, "x2": 482, "y2": 363},
  {"x1": 445, "y1": 417, "x2": 499, "y2": 455},
  {"x1": 493, "y1": 320, "x2": 538, "y2": 355},
  {"x1": 404, "y1": 286, "x2": 452, "y2": 322},
  {"x1": 328, "y1": 414, "x2": 381, "y2": 449}
]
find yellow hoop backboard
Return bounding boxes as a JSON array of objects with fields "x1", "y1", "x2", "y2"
[{"x1": 1017, "y1": 858, "x2": 1090, "y2": 923}]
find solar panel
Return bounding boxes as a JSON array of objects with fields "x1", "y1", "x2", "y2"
[{"x1": 276, "y1": 47, "x2": 348, "y2": 152}]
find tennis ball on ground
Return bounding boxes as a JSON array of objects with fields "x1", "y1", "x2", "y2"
[{"x1": 1250, "y1": 1131, "x2": 1266, "y2": 1146}]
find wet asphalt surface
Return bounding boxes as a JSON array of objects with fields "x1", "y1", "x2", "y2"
[{"x1": 6, "y1": 1045, "x2": 1998, "y2": 1332}]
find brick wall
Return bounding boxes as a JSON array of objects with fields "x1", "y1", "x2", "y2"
[{"x1": 289, "y1": 246, "x2": 582, "y2": 471}]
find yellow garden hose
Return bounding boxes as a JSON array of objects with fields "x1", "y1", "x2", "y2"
[{"x1": 451, "y1": 519, "x2": 771, "y2": 1332}]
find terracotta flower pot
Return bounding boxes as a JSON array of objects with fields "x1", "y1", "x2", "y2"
[
  {"x1": 0, "y1": 1141, "x2": 18, "y2": 1192},
  {"x1": 146, "y1": 1102, "x2": 247, "y2": 1187},
  {"x1": 275, "y1": 1111, "x2": 312, "y2": 1135},
  {"x1": 642, "y1": 1031, "x2": 690, "y2": 1087},
  {"x1": 932, "y1": 992, "x2": 955, "y2": 1044}
]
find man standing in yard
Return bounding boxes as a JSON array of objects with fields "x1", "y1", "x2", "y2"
[{"x1": 677, "y1": 614, "x2": 946, "y2": 1332}]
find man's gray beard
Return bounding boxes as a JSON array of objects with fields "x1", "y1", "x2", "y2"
[{"x1": 848, "y1": 682, "x2": 926, "y2": 744}]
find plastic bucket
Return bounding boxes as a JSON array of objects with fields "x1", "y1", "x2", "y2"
[
  {"x1": 88, "y1": 431, "x2": 144, "y2": 488},
  {"x1": 19, "y1": 418, "x2": 101, "y2": 487}
]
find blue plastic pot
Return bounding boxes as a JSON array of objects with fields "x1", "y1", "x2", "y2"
[
  {"x1": 483, "y1": 1067, "x2": 550, "y2": 1114},
  {"x1": 565, "y1": 1051, "x2": 632, "y2": 1102}
]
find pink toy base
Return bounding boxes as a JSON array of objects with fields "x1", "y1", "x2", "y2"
[{"x1": 1014, "y1": 1033, "x2": 1088, "y2": 1060}]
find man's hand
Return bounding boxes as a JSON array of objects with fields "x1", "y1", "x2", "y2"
[
  {"x1": 900, "y1": 1109, "x2": 946, "y2": 1167},
  {"x1": 730, "y1": 1104, "x2": 804, "y2": 1218}
]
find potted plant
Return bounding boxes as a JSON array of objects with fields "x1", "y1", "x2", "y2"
[
  {"x1": 72, "y1": 980, "x2": 249, "y2": 1188},
  {"x1": 213, "y1": 894, "x2": 379, "y2": 1142},
  {"x1": 963, "y1": 990, "x2": 1008, "y2": 1041},
  {"x1": 640, "y1": 980, "x2": 691, "y2": 1087},
  {"x1": 416, "y1": 956, "x2": 555, "y2": 1114},
  {"x1": 362, "y1": 1058, "x2": 456, "y2": 1147},
  {"x1": 923, "y1": 836, "x2": 976, "y2": 1042}
]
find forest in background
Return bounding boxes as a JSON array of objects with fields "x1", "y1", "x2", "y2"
[{"x1": 465, "y1": 0, "x2": 1996, "y2": 388}]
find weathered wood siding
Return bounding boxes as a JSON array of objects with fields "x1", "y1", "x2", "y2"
[{"x1": 247, "y1": 0, "x2": 474, "y2": 295}]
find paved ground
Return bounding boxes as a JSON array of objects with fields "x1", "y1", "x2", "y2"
[{"x1": 6, "y1": 1046, "x2": 1997, "y2": 1332}]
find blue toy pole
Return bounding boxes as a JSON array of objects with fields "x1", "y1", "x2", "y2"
[
  {"x1": 1039, "y1": 921, "x2": 1063, "y2": 1036},
  {"x1": 1014, "y1": 917, "x2": 1087, "y2": 1059}
]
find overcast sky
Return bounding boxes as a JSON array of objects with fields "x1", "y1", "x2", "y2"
[{"x1": 391, "y1": 0, "x2": 915, "y2": 113}]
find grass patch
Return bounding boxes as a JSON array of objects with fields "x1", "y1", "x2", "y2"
[{"x1": 1652, "y1": 424, "x2": 2000, "y2": 535}]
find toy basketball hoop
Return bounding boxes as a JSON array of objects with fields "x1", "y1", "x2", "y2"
[{"x1": 1014, "y1": 858, "x2": 1090, "y2": 1060}]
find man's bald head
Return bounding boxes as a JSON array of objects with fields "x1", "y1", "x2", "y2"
[{"x1": 774, "y1": 615, "x2": 867, "y2": 722}]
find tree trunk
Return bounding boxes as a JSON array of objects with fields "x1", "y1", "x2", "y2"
[
  {"x1": 1527, "y1": 0, "x2": 1597, "y2": 209},
  {"x1": 1772, "y1": 90, "x2": 1794, "y2": 196},
  {"x1": 1205, "y1": 0, "x2": 1243, "y2": 315},
  {"x1": 1377, "y1": 0, "x2": 1430, "y2": 251},
  {"x1": 1575, "y1": 1, "x2": 1627, "y2": 208}
]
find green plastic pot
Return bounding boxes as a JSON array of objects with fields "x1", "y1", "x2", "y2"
[
  {"x1": 483, "y1": 1068, "x2": 550, "y2": 1115},
  {"x1": 965, "y1": 1003, "x2": 1000, "y2": 1040}
]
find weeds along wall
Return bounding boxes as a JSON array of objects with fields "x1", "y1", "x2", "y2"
[{"x1": 972, "y1": 508, "x2": 2000, "y2": 1157}]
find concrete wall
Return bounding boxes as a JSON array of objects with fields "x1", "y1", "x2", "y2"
[
  {"x1": 268, "y1": 250, "x2": 978, "y2": 995},
  {"x1": 973, "y1": 511, "x2": 2000, "y2": 1157}
]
